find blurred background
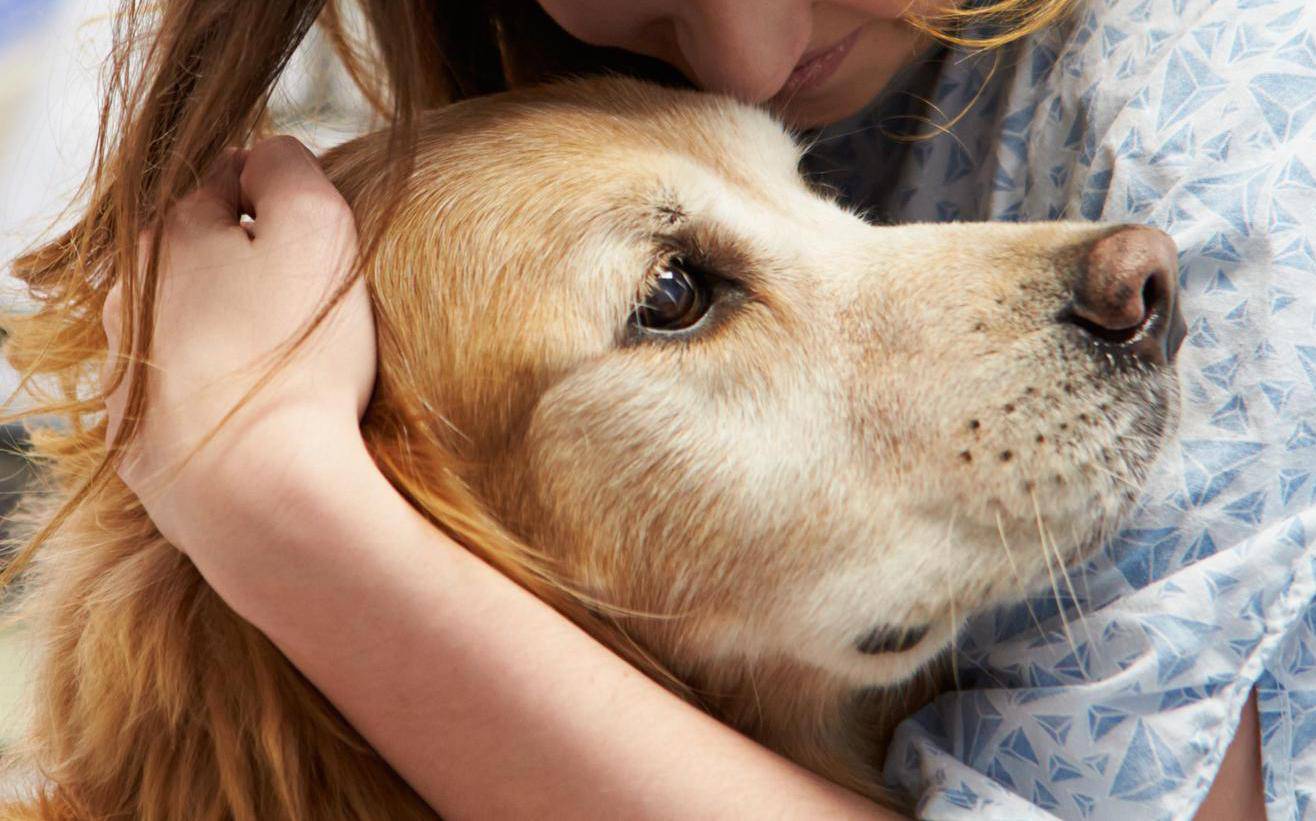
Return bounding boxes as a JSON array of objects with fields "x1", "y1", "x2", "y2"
[
  {"x1": 0, "y1": 0, "x2": 373, "y2": 779},
  {"x1": 1, "y1": 0, "x2": 74, "y2": 771},
  {"x1": 2, "y1": 0, "x2": 79, "y2": 394}
]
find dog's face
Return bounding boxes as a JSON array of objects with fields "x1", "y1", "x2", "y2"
[{"x1": 329, "y1": 78, "x2": 1180, "y2": 698}]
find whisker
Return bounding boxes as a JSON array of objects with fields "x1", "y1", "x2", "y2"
[
  {"x1": 946, "y1": 578, "x2": 961, "y2": 691},
  {"x1": 746, "y1": 658, "x2": 765, "y2": 726},
  {"x1": 1066, "y1": 519, "x2": 1106, "y2": 671},
  {"x1": 994, "y1": 510, "x2": 1047, "y2": 638},
  {"x1": 1030, "y1": 489, "x2": 1077, "y2": 659},
  {"x1": 1050, "y1": 518, "x2": 1093, "y2": 672},
  {"x1": 1084, "y1": 461, "x2": 1144, "y2": 494}
]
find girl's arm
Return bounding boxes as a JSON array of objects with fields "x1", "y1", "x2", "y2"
[
  {"x1": 185, "y1": 411, "x2": 887, "y2": 819},
  {"x1": 107, "y1": 137, "x2": 897, "y2": 819}
]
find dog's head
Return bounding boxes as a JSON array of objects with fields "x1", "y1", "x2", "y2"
[{"x1": 325, "y1": 75, "x2": 1181, "y2": 772}]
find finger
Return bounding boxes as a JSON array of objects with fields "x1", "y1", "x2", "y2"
[
  {"x1": 237, "y1": 136, "x2": 351, "y2": 239},
  {"x1": 169, "y1": 147, "x2": 249, "y2": 235}
]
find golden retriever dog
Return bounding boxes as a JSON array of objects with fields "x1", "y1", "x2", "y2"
[{"x1": 1, "y1": 77, "x2": 1183, "y2": 818}]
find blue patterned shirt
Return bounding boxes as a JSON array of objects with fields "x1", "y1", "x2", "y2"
[{"x1": 808, "y1": 1, "x2": 1316, "y2": 817}]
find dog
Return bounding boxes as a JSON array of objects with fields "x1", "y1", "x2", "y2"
[{"x1": 2, "y1": 77, "x2": 1183, "y2": 818}]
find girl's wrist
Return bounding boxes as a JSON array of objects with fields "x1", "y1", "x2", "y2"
[
  {"x1": 162, "y1": 408, "x2": 384, "y2": 597},
  {"x1": 183, "y1": 416, "x2": 460, "y2": 655}
]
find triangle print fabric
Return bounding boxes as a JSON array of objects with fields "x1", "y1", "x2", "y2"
[{"x1": 809, "y1": 0, "x2": 1316, "y2": 817}]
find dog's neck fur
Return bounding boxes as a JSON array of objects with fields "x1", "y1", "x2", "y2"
[{"x1": 688, "y1": 653, "x2": 949, "y2": 800}]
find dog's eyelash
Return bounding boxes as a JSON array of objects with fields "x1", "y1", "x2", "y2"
[
  {"x1": 623, "y1": 253, "x2": 724, "y2": 341},
  {"x1": 653, "y1": 226, "x2": 756, "y2": 289}
]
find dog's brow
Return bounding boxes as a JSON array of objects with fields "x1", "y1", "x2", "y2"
[{"x1": 655, "y1": 203, "x2": 688, "y2": 226}]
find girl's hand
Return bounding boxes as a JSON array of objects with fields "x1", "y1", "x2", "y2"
[{"x1": 102, "y1": 136, "x2": 374, "y2": 554}]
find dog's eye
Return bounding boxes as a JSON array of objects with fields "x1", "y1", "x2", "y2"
[{"x1": 631, "y1": 261, "x2": 711, "y2": 332}]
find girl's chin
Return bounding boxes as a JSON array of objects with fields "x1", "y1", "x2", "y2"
[{"x1": 771, "y1": 82, "x2": 886, "y2": 129}]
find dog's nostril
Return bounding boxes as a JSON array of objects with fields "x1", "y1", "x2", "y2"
[
  {"x1": 1064, "y1": 225, "x2": 1186, "y2": 366},
  {"x1": 1066, "y1": 275, "x2": 1163, "y2": 346}
]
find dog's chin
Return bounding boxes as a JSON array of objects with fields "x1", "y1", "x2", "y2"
[
  {"x1": 1096, "y1": 375, "x2": 1181, "y2": 523},
  {"x1": 1028, "y1": 376, "x2": 1181, "y2": 581}
]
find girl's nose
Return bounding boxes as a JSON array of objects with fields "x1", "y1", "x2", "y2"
[
  {"x1": 666, "y1": 0, "x2": 810, "y2": 102},
  {"x1": 538, "y1": 0, "x2": 812, "y2": 103}
]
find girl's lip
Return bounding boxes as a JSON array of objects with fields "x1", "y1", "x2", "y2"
[{"x1": 772, "y1": 26, "x2": 865, "y2": 102}]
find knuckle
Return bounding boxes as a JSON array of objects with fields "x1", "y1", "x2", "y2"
[
  {"x1": 263, "y1": 134, "x2": 306, "y2": 154},
  {"x1": 251, "y1": 134, "x2": 312, "y2": 166},
  {"x1": 285, "y1": 187, "x2": 353, "y2": 224}
]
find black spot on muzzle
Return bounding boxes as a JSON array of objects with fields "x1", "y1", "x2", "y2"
[{"x1": 855, "y1": 623, "x2": 929, "y2": 655}]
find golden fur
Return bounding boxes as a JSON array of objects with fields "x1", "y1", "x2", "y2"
[{"x1": 1, "y1": 78, "x2": 1178, "y2": 817}]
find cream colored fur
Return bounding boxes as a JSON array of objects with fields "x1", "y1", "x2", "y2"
[{"x1": 4, "y1": 77, "x2": 1179, "y2": 816}]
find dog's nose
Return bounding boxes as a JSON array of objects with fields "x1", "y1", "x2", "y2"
[{"x1": 1065, "y1": 225, "x2": 1186, "y2": 366}]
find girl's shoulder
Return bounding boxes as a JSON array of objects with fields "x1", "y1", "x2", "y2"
[
  {"x1": 810, "y1": 0, "x2": 1316, "y2": 225},
  {"x1": 1018, "y1": 0, "x2": 1316, "y2": 213}
]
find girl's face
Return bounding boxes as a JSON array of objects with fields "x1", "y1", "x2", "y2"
[{"x1": 536, "y1": 1, "x2": 940, "y2": 127}]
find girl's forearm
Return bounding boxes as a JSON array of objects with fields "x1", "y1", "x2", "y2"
[{"x1": 183, "y1": 418, "x2": 895, "y2": 819}]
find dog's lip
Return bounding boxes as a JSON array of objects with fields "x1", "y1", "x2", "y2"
[{"x1": 855, "y1": 623, "x2": 928, "y2": 655}]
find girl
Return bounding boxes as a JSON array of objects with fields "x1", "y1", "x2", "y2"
[{"x1": 7, "y1": 0, "x2": 1312, "y2": 817}]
